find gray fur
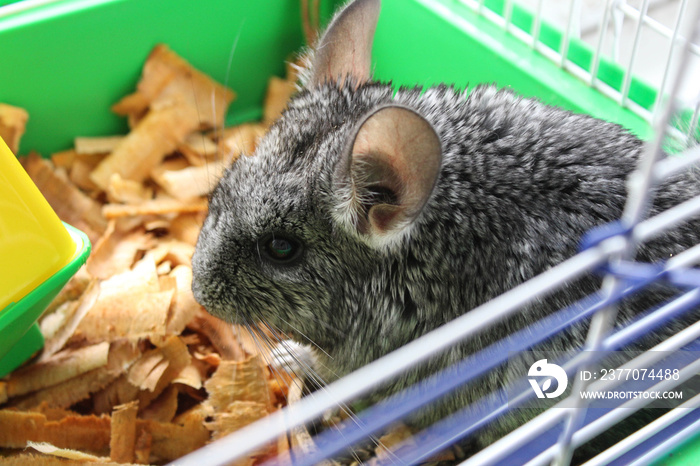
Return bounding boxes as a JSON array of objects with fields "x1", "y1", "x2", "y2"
[{"x1": 192, "y1": 0, "x2": 700, "y2": 455}]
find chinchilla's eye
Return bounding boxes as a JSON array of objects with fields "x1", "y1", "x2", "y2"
[{"x1": 260, "y1": 234, "x2": 303, "y2": 264}]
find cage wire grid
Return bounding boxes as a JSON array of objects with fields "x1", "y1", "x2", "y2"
[
  {"x1": 173, "y1": 1, "x2": 700, "y2": 466},
  {"x1": 464, "y1": 0, "x2": 700, "y2": 148}
]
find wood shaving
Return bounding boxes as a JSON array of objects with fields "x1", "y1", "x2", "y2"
[
  {"x1": 0, "y1": 103, "x2": 29, "y2": 154},
  {"x1": 5, "y1": 342, "x2": 110, "y2": 398},
  {"x1": 28, "y1": 441, "x2": 110, "y2": 462},
  {"x1": 90, "y1": 99, "x2": 201, "y2": 189},
  {"x1": 75, "y1": 136, "x2": 125, "y2": 155},
  {"x1": 179, "y1": 133, "x2": 219, "y2": 166},
  {"x1": 106, "y1": 174, "x2": 153, "y2": 205},
  {"x1": 110, "y1": 402, "x2": 138, "y2": 463},
  {"x1": 20, "y1": 153, "x2": 107, "y2": 244},
  {"x1": 113, "y1": 44, "x2": 235, "y2": 131},
  {"x1": 102, "y1": 197, "x2": 208, "y2": 219}
]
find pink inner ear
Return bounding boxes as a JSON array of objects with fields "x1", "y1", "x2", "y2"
[
  {"x1": 310, "y1": 0, "x2": 380, "y2": 87},
  {"x1": 368, "y1": 204, "x2": 402, "y2": 234},
  {"x1": 346, "y1": 105, "x2": 443, "y2": 239}
]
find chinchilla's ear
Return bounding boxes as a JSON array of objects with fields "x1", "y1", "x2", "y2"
[
  {"x1": 333, "y1": 105, "x2": 442, "y2": 246},
  {"x1": 309, "y1": 0, "x2": 381, "y2": 88}
]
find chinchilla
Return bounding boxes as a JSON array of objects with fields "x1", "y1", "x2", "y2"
[{"x1": 191, "y1": 0, "x2": 700, "y2": 458}]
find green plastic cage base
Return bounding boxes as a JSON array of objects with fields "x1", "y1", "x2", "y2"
[
  {"x1": 655, "y1": 431, "x2": 700, "y2": 466},
  {"x1": 0, "y1": 222, "x2": 90, "y2": 378}
]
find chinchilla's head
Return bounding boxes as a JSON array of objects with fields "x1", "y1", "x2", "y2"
[{"x1": 191, "y1": 0, "x2": 443, "y2": 362}]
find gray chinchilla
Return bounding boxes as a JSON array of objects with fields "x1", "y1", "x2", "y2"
[{"x1": 191, "y1": 0, "x2": 700, "y2": 457}]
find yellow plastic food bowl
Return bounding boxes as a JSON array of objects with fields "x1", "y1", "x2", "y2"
[{"x1": 0, "y1": 136, "x2": 90, "y2": 377}]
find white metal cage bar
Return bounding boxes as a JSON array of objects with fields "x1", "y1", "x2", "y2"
[
  {"x1": 458, "y1": 0, "x2": 700, "y2": 142},
  {"x1": 627, "y1": 416, "x2": 700, "y2": 466},
  {"x1": 650, "y1": 0, "x2": 689, "y2": 121},
  {"x1": 455, "y1": 0, "x2": 656, "y2": 138},
  {"x1": 0, "y1": 0, "x2": 65, "y2": 17},
  {"x1": 558, "y1": 0, "x2": 581, "y2": 68},
  {"x1": 590, "y1": 0, "x2": 616, "y2": 88},
  {"x1": 615, "y1": 1, "x2": 700, "y2": 57},
  {"x1": 580, "y1": 392, "x2": 700, "y2": 466},
  {"x1": 618, "y1": 0, "x2": 650, "y2": 107}
]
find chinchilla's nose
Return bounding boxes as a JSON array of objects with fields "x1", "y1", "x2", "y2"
[
  {"x1": 190, "y1": 244, "x2": 217, "y2": 307},
  {"x1": 190, "y1": 241, "x2": 240, "y2": 318}
]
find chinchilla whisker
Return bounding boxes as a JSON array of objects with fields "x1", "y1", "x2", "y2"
[
  {"x1": 250, "y1": 321, "x2": 312, "y2": 391},
  {"x1": 241, "y1": 321, "x2": 268, "y2": 361},
  {"x1": 243, "y1": 321, "x2": 290, "y2": 380},
  {"x1": 244, "y1": 321, "x2": 281, "y2": 368},
  {"x1": 258, "y1": 322, "x2": 390, "y2": 457},
  {"x1": 273, "y1": 315, "x2": 336, "y2": 359},
  {"x1": 223, "y1": 22, "x2": 243, "y2": 104},
  {"x1": 248, "y1": 325, "x2": 312, "y2": 406},
  {"x1": 235, "y1": 322, "x2": 298, "y2": 402},
  {"x1": 210, "y1": 89, "x2": 217, "y2": 145},
  {"x1": 265, "y1": 318, "x2": 344, "y2": 384},
  {"x1": 258, "y1": 321, "x2": 329, "y2": 390},
  {"x1": 259, "y1": 320, "x2": 332, "y2": 385},
  {"x1": 261, "y1": 321, "x2": 330, "y2": 386},
  {"x1": 256, "y1": 320, "x2": 325, "y2": 390},
  {"x1": 238, "y1": 321, "x2": 272, "y2": 366},
  {"x1": 209, "y1": 23, "x2": 244, "y2": 170}
]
